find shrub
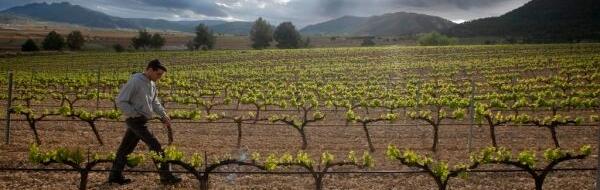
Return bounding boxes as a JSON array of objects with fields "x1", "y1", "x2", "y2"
[
  {"x1": 417, "y1": 32, "x2": 457, "y2": 46},
  {"x1": 361, "y1": 38, "x2": 375, "y2": 46},
  {"x1": 21, "y1": 39, "x2": 40, "y2": 52},
  {"x1": 66, "y1": 31, "x2": 85, "y2": 51},
  {"x1": 112, "y1": 44, "x2": 125, "y2": 52}
]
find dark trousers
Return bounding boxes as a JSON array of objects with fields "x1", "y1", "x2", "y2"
[{"x1": 109, "y1": 116, "x2": 173, "y2": 179}]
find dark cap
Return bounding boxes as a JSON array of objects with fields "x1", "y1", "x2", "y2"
[{"x1": 147, "y1": 59, "x2": 167, "y2": 72}]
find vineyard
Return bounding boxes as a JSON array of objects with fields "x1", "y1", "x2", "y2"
[{"x1": 0, "y1": 44, "x2": 599, "y2": 189}]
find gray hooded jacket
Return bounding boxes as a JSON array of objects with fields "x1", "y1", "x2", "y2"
[{"x1": 116, "y1": 73, "x2": 167, "y2": 120}]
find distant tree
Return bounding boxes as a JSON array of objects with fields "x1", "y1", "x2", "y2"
[
  {"x1": 417, "y1": 32, "x2": 457, "y2": 46},
  {"x1": 504, "y1": 37, "x2": 518, "y2": 44},
  {"x1": 250, "y1": 17, "x2": 273, "y2": 49},
  {"x1": 131, "y1": 30, "x2": 152, "y2": 50},
  {"x1": 66, "y1": 31, "x2": 85, "y2": 51},
  {"x1": 150, "y1": 33, "x2": 165, "y2": 49},
  {"x1": 42, "y1": 31, "x2": 65, "y2": 51},
  {"x1": 185, "y1": 40, "x2": 195, "y2": 51},
  {"x1": 21, "y1": 39, "x2": 40, "y2": 52},
  {"x1": 361, "y1": 38, "x2": 375, "y2": 46},
  {"x1": 330, "y1": 36, "x2": 337, "y2": 41},
  {"x1": 273, "y1": 22, "x2": 302, "y2": 49},
  {"x1": 302, "y1": 36, "x2": 311, "y2": 48},
  {"x1": 484, "y1": 40, "x2": 497, "y2": 45},
  {"x1": 112, "y1": 44, "x2": 125, "y2": 52},
  {"x1": 192, "y1": 24, "x2": 215, "y2": 50}
]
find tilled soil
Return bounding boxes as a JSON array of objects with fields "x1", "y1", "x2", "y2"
[{"x1": 0, "y1": 111, "x2": 598, "y2": 189}]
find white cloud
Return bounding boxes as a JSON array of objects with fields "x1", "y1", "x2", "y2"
[
  {"x1": 215, "y1": 2, "x2": 235, "y2": 8},
  {"x1": 452, "y1": 19, "x2": 466, "y2": 24},
  {"x1": 257, "y1": 3, "x2": 267, "y2": 9}
]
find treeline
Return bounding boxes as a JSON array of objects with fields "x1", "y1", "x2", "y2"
[
  {"x1": 20, "y1": 30, "x2": 167, "y2": 52},
  {"x1": 250, "y1": 18, "x2": 310, "y2": 49},
  {"x1": 23, "y1": 17, "x2": 312, "y2": 53},
  {"x1": 21, "y1": 30, "x2": 85, "y2": 52},
  {"x1": 189, "y1": 17, "x2": 310, "y2": 51}
]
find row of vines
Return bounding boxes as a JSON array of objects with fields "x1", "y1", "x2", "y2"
[{"x1": 0, "y1": 44, "x2": 599, "y2": 189}]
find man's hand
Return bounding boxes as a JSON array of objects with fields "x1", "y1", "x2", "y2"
[{"x1": 162, "y1": 117, "x2": 173, "y2": 145}]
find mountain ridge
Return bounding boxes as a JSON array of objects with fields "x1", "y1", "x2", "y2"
[
  {"x1": 445, "y1": 0, "x2": 600, "y2": 42},
  {"x1": 0, "y1": 2, "x2": 253, "y2": 34},
  {"x1": 300, "y1": 12, "x2": 456, "y2": 36}
]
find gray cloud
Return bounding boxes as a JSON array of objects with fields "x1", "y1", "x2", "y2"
[
  {"x1": 279, "y1": 0, "x2": 530, "y2": 26},
  {"x1": 0, "y1": 0, "x2": 531, "y2": 27},
  {"x1": 396, "y1": 0, "x2": 512, "y2": 9},
  {"x1": 0, "y1": 0, "x2": 61, "y2": 10},
  {"x1": 318, "y1": 0, "x2": 356, "y2": 17},
  {"x1": 135, "y1": 0, "x2": 228, "y2": 17},
  {"x1": 0, "y1": 0, "x2": 229, "y2": 19}
]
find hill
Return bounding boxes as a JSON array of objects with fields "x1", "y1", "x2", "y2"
[
  {"x1": 0, "y1": 2, "x2": 234, "y2": 33},
  {"x1": 445, "y1": 0, "x2": 600, "y2": 42},
  {"x1": 300, "y1": 12, "x2": 456, "y2": 36}
]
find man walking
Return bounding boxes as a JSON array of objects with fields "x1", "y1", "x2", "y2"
[{"x1": 108, "y1": 59, "x2": 181, "y2": 185}]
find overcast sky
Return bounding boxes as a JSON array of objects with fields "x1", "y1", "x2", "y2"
[{"x1": 0, "y1": 0, "x2": 531, "y2": 27}]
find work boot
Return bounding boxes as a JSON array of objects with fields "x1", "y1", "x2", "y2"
[
  {"x1": 108, "y1": 177, "x2": 132, "y2": 185},
  {"x1": 160, "y1": 175, "x2": 182, "y2": 185}
]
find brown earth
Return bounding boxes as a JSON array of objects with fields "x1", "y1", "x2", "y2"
[{"x1": 0, "y1": 107, "x2": 597, "y2": 189}]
